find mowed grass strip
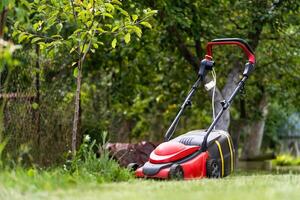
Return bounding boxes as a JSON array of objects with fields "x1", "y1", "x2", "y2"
[{"x1": 1, "y1": 174, "x2": 300, "y2": 200}]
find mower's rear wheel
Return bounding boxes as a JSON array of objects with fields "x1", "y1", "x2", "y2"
[
  {"x1": 206, "y1": 159, "x2": 221, "y2": 178},
  {"x1": 127, "y1": 163, "x2": 139, "y2": 172},
  {"x1": 169, "y1": 164, "x2": 184, "y2": 180}
]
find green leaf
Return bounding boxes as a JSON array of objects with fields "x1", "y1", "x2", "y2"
[
  {"x1": 73, "y1": 67, "x2": 78, "y2": 78},
  {"x1": 111, "y1": 25, "x2": 119, "y2": 32},
  {"x1": 102, "y1": 13, "x2": 114, "y2": 19},
  {"x1": 70, "y1": 46, "x2": 77, "y2": 54},
  {"x1": 140, "y1": 21, "x2": 152, "y2": 29},
  {"x1": 38, "y1": 42, "x2": 46, "y2": 50},
  {"x1": 33, "y1": 23, "x2": 40, "y2": 31},
  {"x1": 32, "y1": 103, "x2": 39, "y2": 110},
  {"x1": 145, "y1": 10, "x2": 158, "y2": 16},
  {"x1": 96, "y1": 27, "x2": 106, "y2": 33},
  {"x1": 56, "y1": 23, "x2": 63, "y2": 32},
  {"x1": 105, "y1": 3, "x2": 115, "y2": 12},
  {"x1": 72, "y1": 62, "x2": 77, "y2": 67},
  {"x1": 111, "y1": 38, "x2": 117, "y2": 48},
  {"x1": 132, "y1": 15, "x2": 138, "y2": 22},
  {"x1": 73, "y1": 29, "x2": 83, "y2": 34},
  {"x1": 93, "y1": 43, "x2": 99, "y2": 49},
  {"x1": 105, "y1": 24, "x2": 112, "y2": 29},
  {"x1": 12, "y1": 30, "x2": 19, "y2": 38},
  {"x1": 31, "y1": 37, "x2": 42, "y2": 44},
  {"x1": 115, "y1": 6, "x2": 129, "y2": 16},
  {"x1": 127, "y1": 25, "x2": 142, "y2": 38},
  {"x1": 124, "y1": 33, "x2": 131, "y2": 44},
  {"x1": 111, "y1": 0, "x2": 122, "y2": 6},
  {"x1": 37, "y1": 4, "x2": 47, "y2": 12},
  {"x1": 82, "y1": 43, "x2": 90, "y2": 54},
  {"x1": 18, "y1": 33, "x2": 28, "y2": 43}
]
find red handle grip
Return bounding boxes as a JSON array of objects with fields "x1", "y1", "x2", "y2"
[{"x1": 206, "y1": 38, "x2": 255, "y2": 64}]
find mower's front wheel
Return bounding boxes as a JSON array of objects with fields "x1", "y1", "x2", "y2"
[
  {"x1": 206, "y1": 159, "x2": 221, "y2": 178},
  {"x1": 169, "y1": 164, "x2": 184, "y2": 180},
  {"x1": 127, "y1": 163, "x2": 139, "y2": 172}
]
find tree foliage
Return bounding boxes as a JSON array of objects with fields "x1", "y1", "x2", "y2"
[{"x1": 1, "y1": 0, "x2": 299, "y2": 165}]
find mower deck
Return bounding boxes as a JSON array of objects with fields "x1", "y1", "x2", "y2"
[{"x1": 134, "y1": 130, "x2": 235, "y2": 179}]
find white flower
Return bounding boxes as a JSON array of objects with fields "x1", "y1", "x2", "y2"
[{"x1": 84, "y1": 135, "x2": 91, "y2": 142}]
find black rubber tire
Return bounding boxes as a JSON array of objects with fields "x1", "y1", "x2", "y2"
[
  {"x1": 206, "y1": 159, "x2": 221, "y2": 178},
  {"x1": 127, "y1": 163, "x2": 139, "y2": 172},
  {"x1": 169, "y1": 164, "x2": 184, "y2": 180}
]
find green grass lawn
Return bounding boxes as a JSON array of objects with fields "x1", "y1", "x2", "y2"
[{"x1": 1, "y1": 172, "x2": 300, "y2": 200}]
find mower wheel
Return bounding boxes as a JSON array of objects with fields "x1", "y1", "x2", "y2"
[
  {"x1": 169, "y1": 164, "x2": 184, "y2": 180},
  {"x1": 127, "y1": 163, "x2": 139, "y2": 172},
  {"x1": 206, "y1": 159, "x2": 221, "y2": 178}
]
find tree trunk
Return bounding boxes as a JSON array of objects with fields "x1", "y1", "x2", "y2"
[
  {"x1": 72, "y1": 61, "x2": 82, "y2": 155},
  {"x1": 241, "y1": 94, "x2": 269, "y2": 158},
  {"x1": 0, "y1": 7, "x2": 8, "y2": 136},
  {"x1": 0, "y1": 7, "x2": 8, "y2": 38},
  {"x1": 35, "y1": 45, "x2": 41, "y2": 148},
  {"x1": 71, "y1": 34, "x2": 92, "y2": 155},
  {"x1": 212, "y1": 62, "x2": 242, "y2": 131}
]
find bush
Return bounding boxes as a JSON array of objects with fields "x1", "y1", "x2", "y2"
[
  {"x1": 273, "y1": 154, "x2": 300, "y2": 166},
  {"x1": 66, "y1": 132, "x2": 132, "y2": 183}
]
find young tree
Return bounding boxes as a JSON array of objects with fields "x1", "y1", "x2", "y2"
[{"x1": 13, "y1": 0, "x2": 156, "y2": 155}]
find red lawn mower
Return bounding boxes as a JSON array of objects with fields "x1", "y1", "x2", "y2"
[{"x1": 128, "y1": 38, "x2": 256, "y2": 179}]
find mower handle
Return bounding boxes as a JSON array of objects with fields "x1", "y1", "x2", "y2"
[{"x1": 206, "y1": 38, "x2": 255, "y2": 64}]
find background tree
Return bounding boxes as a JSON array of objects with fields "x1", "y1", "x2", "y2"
[{"x1": 128, "y1": 0, "x2": 300, "y2": 158}]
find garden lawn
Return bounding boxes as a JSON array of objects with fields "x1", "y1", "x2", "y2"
[{"x1": 0, "y1": 172, "x2": 300, "y2": 200}]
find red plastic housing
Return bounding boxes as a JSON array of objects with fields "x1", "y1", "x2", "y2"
[
  {"x1": 135, "y1": 151, "x2": 209, "y2": 180},
  {"x1": 149, "y1": 142, "x2": 200, "y2": 164}
]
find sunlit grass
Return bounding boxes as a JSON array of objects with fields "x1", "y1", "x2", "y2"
[{"x1": 0, "y1": 171, "x2": 300, "y2": 200}]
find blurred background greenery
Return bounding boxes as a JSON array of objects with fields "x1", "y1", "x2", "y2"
[{"x1": 0, "y1": 0, "x2": 299, "y2": 167}]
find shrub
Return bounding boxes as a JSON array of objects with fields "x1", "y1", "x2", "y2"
[
  {"x1": 66, "y1": 132, "x2": 132, "y2": 182},
  {"x1": 273, "y1": 154, "x2": 300, "y2": 166}
]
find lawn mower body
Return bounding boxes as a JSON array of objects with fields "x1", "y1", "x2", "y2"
[
  {"x1": 135, "y1": 130, "x2": 234, "y2": 179},
  {"x1": 129, "y1": 38, "x2": 255, "y2": 180}
]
